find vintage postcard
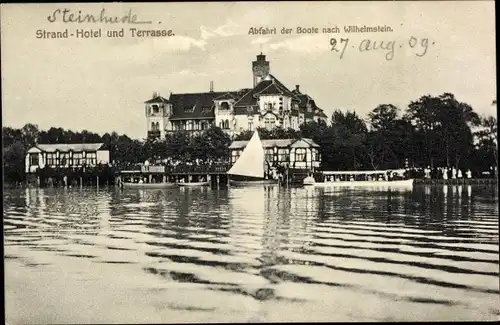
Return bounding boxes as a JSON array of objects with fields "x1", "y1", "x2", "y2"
[{"x1": 2, "y1": 1, "x2": 498, "y2": 323}]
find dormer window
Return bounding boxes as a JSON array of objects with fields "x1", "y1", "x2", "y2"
[
  {"x1": 152, "y1": 105, "x2": 159, "y2": 114},
  {"x1": 184, "y1": 105, "x2": 195, "y2": 112},
  {"x1": 220, "y1": 102, "x2": 230, "y2": 110}
]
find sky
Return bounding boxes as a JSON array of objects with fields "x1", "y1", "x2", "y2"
[{"x1": 1, "y1": 1, "x2": 496, "y2": 140}]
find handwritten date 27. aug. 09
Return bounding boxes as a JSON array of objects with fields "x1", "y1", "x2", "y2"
[{"x1": 330, "y1": 36, "x2": 434, "y2": 60}]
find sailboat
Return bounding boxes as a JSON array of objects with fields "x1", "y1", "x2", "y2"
[{"x1": 227, "y1": 131, "x2": 279, "y2": 186}]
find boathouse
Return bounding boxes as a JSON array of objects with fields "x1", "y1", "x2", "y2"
[
  {"x1": 25, "y1": 143, "x2": 111, "y2": 187},
  {"x1": 25, "y1": 143, "x2": 110, "y2": 172},
  {"x1": 228, "y1": 138, "x2": 321, "y2": 170}
]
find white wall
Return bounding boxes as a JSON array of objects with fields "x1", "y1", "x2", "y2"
[
  {"x1": 97, "y1": 150, "x2": 110, "y2": 165},
  {"x1": 259, "y1": 95, "x2": 281, "y2": 115}
]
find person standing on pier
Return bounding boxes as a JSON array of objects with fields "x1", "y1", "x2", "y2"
[{"x1": 424, "y1": 166, "x2": 431, "y2": 179}]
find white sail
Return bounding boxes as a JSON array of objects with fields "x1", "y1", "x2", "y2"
[{"x1": 228, "y1": 131, "x2": 265, "y2": 178}]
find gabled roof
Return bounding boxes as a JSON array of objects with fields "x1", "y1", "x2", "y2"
[
  {"x1": 294, "y1": 93, "x2": 328, "y2": 119},
  {"x1": 233, "y1": 81, "x2": 272, "y2": 107},
  {"x1": 290, "y1": 138, "x2": 320, "y2": 148},
  {"x1": 145, "y1": 96, "x2": 171, "y2": 104},
  {"x1": 254, "y1": 82, "x2": 285, "y2": 96},
  {"x1": 33, "y1": 143, "x2": 105, "y2": 152},
  {"x1": 214, "y1": 92, "x2": 236, "y2": 100},
  {"x1": 233, "y1": 75, "x2": 300, "y2": 111},
  {"x1": 267, "y1": 74, "x2": 298, "y2": 99},
  {"x1": 317, "y1": 110, "x2": 328, "y2": 118}
]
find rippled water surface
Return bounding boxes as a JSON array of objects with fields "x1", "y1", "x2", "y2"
[{"x1": 4, "y1": 185, "x2": 499, "y2": 323}]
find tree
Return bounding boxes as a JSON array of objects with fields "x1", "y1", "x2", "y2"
[
  {"x1": 164, "y1": 131, "x2": 192, "y2": 161},
  {"x1": 404, "y1": 93, "x2": 478, "y2": 168},
  {"x1": 365, "y1": 104, "x2": 409, "y2": 169},
  {"x1": 21, "y1": 123, "x2": 40, "y2": 148},
  {"x1": 330, "y1": 110, "x2": 368, "y2": 169},
  {"x1": 475, "y1": 115, "x2": 498, "y2": 166},
  {"x1": 201, "y1": 126, "x2": 232, "y2": 161},
  {"x1": 3, "y1": 127, "x2": 23, "y2": 147},
  {"x1": 368, "y1": 104, "x2": 399, "y2": 131},
  {"x1": 3, "y1": 141, "x2": 26, "y2": 183}
]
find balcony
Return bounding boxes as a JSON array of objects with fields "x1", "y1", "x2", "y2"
[{"x1": 147, "y1": 130, "x2": 161, "y2": 139}]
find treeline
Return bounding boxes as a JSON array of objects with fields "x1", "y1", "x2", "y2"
[
  {"x1": 2, "y1": 124, "x2": 233, "y2": 183},
  {"x1": 3, "y1": 93, "x2": 497, "y2": 183},
  {"x1": 237, "y1": 93, "x2": 497, "y2": 172},
  {"x1": 300, "y1": 93, "x2": 496, "y2": 172}
]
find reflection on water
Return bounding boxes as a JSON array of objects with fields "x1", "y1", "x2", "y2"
[{"x1": 4, "y1": 185, "x2": 499, "y2": 323}]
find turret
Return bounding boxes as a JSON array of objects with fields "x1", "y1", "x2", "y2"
[
  {"x1": 144, "y1": 93, "x2": 171, "y2": 140},
  {"x1": 252, "y1": 53, "x2": 270, "y2": 87}
]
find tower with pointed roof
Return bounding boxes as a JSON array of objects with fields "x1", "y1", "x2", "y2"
[
  {"x1": 144, "y1": 93, "x2": 172, "y2": 140},
  {"x1": 252, "y1": 53, "x2": 270, "y2": 87}
]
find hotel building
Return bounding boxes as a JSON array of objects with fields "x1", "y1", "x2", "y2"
[{"x1": 145, "y1": 53, "x2": 328, "y2": 139}]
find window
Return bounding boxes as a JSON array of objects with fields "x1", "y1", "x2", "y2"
[
  {"x1": 46, "y1": 153, "x2": 56, "y2": 166},
  {"x1": 265, "y1": 148, "x2": 274, "y2": 162},
  {"x1": 29, "y1": 153, "x2": 39, "y2": 166},
  {"x1": 232, "y1": 150, "x2": 241, "y2": 163},
  {"x1": 184, "y1": 105, "x2": 195, "y2": 112},
  {"x1": 60, "y1": 153, "x2": 70, "y2": 166},
  {"x1": 73, "y1": 152, "x2": 83, "y2": 166},
  {"x1": 54, "y1": 153, "x2": 60, "y2": 166},
  {"x1": 295, "y1": 148, "x2": 306, "y2": 162},
  {"x1": 201, "y1": 122, "x2": 208, "y2": 130},
  {"x1": 152, "y1": 105, "x2": 159, "y2": 114},
  {"x1": 224, "y1": 120, "x2": 230, "y2": 129},
  {"x1": 155, "y1": 122, "x2": 160, "y2": 131},
  {"x1": 278, "y1": 149, "x2": 288, "y2": 162},
  {"x1": 87, "y1": 152, "x2": 97, "y2": 166},
  {"x1": 248, "y1": 121, "x2": 254, "y2": 131},
  {"x1": 220, "y1": 102, "x2": 230, "y2": 110},
  {"x1": 264, "y1": 116, "x2": 275, "y2": 130},
  {"x1": 187, "y1": 121, "x2": 193, "y2": 130}
]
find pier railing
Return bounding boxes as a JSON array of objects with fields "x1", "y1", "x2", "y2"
[
  {"x1": 118, "y1": 162, "x2": 232, "y2": 175},
  {"x1": 168, "y1": 163, "x2": 231, "y2": 175}
]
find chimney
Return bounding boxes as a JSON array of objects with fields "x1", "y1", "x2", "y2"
[
  {"x1": 210, "y1": 81, "x2": 214, "y2": 92},
  {"x1": 295, "y1": 85, "x2": 300, "y2": 92}
]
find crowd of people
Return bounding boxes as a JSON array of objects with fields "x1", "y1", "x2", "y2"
[{"x1": 405, "y1": 166, "x2": 498, "y2": 180}]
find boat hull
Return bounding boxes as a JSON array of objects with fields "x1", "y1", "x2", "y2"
[
  {"x1": 310, "y1": 179, "x2": 414, "y2": 188},
  {"x1": 122, "y1": 182, "x2": 177, "y2": 189},
  {"x1": 178, "y1": 182, "x2": 210, "y2": 187},
  {"x1": 229, "y1": 179, "x2": 279, "y2": 186}
]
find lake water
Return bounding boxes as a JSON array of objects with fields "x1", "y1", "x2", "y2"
[{"x1": 4, "y1": 185, "x2": 499, "y2": 323}]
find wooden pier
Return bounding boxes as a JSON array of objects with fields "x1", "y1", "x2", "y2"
[
  {"x1": 414, "y1": 178, "x2": 497, "y2": 186},
  {"x1": 118, "y1": 163, "x2": 232, "y2": 188},
  {"x1": 27, "y1": 165, "x2": 116, "y2": 188}
]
